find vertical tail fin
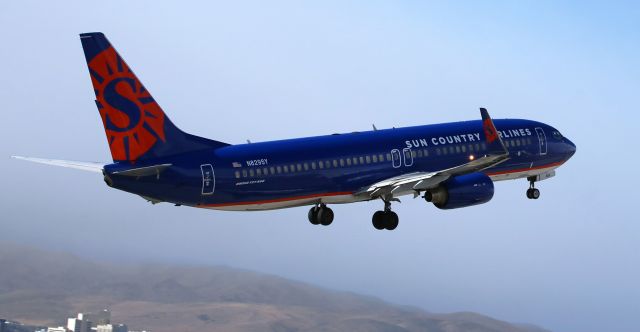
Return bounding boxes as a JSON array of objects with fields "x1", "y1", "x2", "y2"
[{"x1": 80, "y1": 32, "x2": 228, "y2": 163}]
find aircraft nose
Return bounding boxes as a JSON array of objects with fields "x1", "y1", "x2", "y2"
[{"x1": 564, "y1": 138, "x2": 576, "y2": 159}]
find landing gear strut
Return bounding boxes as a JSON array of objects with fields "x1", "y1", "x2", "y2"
[
  {"x1": 308, "y1": 204, "x2": 334, "y2": 226},
  {"x1": 372, "y1": 199, "x2": 399, "y2": 230},
  {"x1": 526, "y1": 177, "x2": 540, "y2": 200}
]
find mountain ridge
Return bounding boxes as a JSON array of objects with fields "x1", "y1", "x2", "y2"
[{"x1": 0, "y1": 243, "x2": 551, "y2": 332}]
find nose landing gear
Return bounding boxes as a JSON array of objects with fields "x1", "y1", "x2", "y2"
[
  {"x1": 308, "y1": 204, "x2": 334, "y2": 226},
  {"x1": 526, "y1": 177, "x2": 540, "y2": 199}
]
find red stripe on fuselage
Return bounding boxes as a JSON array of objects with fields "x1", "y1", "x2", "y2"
[{"x1": 201, "y1": 191, "x2": 353, "y2": 208}]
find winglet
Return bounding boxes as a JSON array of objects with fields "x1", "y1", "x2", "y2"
[{"x1": 480, "y1": 108, "x2": 508, "y2": 155}]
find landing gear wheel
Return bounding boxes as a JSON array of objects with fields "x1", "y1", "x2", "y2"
[
  {"x1": 372, "y1": 211, "x2": 386, "y2": 230},
  {"x1": 308, "y1": 206, "x2": 320, "y2": 225},
  {"x1": 318, "y1": 206, "x2": 334, "y2": 226},
  {"x1": 526, "y1": 177, "x2": 541, "y2": 200},
  {"x1": 385, "y1": 211, "x2": 399, "y2": 230},
  {"x1": 531, "y1": 188, "x2": 540, "y2": 199}
]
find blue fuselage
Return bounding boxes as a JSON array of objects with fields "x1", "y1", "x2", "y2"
[{"x1": 104, "y1": 118, "x2": 576, "y2": 210}]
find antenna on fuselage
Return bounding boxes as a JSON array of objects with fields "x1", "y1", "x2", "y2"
[
  {"x1": 247, "y1": 139, "x2": 252, "y2": 144},
  {"x1": 372, "y1": 124, "x2": 378, "y2": 131}
]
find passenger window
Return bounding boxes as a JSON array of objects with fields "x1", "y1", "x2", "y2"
[
  {"x1": 277, "y1": 166, "x2": 282, "y2": 174},
  {"x1": 256, "y1": 168, "x2": 262, "y2": 176},
  {"x1": 386, "y1": 153, "x2": 392, "y2": 161},
  {"x1": 443, "y1": 148, "x2": 448, "y2": 155},
  {"x1": 436, "y1": 148, "x2": 441, "y2": 155},
  {"x1": 290, "y1": 164, "x2": 295, "y2": 172},
  {"x1": 461, "y1": 145, "x2": 466, "y2": 153},
  {"x1": 325, "y1": 160, "x2": 330, "y2": 168},
  {"x1": 297, "y1": 164, "x2": 302, "y2": 171},
  {"x1": 352, "y1": 157, "x2": 358, "y2": 165},
  {"x1": 455, "y1": 146, "x2": 460, "y2": 153},
  {"x1": 242, "y1": 169, "x2": 248, "y2": 177},
  {"x1": 311, "y1": 162, "x2": 317, "y2": 170},
  {"x1": 417, "y1": 149, "x2": 423, "y2": 158},
  {"x1": 423, "y1": 149, "x2": 429, "y2": 157},
  {"x1": 270, "y1": 167, "x2": 275, "y2": 174},
  {"x1": 366, "y1": 155, "x2": 371, "y2": 163},
  {"x1": 379, "y1": 154, "x2": 384, "y2": 162},
  {"x1": 249, "y1": 169, "x2": 255, "y2": 177},
  {"x1": 359, "y1": 156, "x2": 364, "y2": 164},
  {"x1": 411, "y1": 150, "x2": 417, "y2": 158},
  {"x1": 235, "y1": 171, "x2": 241, "y2": 179},
  {"x1": 304, "y1": 163, "x2": 309, "y2": 171},
  {"x1": 449, "y1": 146, "x2": 455, "y2": 154},
  {"x1": 481, "y1": 143, "x2": 487, "y2": 150},
  {"x1": 475, "y1": 143, "x2": 480, "y2": 151},
  {"x1": 340, "y1": 159, "x2": 345, "y2": 167},
  {"x1": 346, "y1": 158, "x2": 352, "y2": 166},
  {"x1": 372, "y1": 155, "x2": 378, "y2": 163},
  {"x1": 263, "y1": 167, "x2": 269, "y2": 175}
]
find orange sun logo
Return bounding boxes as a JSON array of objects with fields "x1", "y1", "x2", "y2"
[
  {"x1": 88, "y1": 47, "x2": 165, "y2": 162},
  {"x1": 483, "y1": 118, "x2": 498, "y2": 144}
]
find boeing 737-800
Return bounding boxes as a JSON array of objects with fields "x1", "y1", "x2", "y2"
[{"x1": 13, "y1": 32, "x2": 576, "y2": 230}]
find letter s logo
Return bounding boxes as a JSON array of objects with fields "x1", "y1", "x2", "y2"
[{"x1": 103, "y1": 77, "x2": 141, "y2": 132}]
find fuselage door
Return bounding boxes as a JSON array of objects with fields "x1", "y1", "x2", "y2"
[
  {"x1": 391, "y1": 149, "x2": 402, "y2": 168},
  {"x1": 535, "y1": 127, "x2": 547, "y2": 156},
  {"x1": 200, "y1": 164, "x2": 215, "y2": 195},
  {"x1": 402, "y1": 148, "x2": 414, "y2": 167}
]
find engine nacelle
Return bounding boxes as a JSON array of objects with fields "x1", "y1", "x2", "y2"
[{"x1": 425, "y1": 172, "x2": 494, "y2": 210}]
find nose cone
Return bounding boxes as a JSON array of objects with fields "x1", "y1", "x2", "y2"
[{"x1": 564, "y1": 138, "x2": 577, "y2": 159}]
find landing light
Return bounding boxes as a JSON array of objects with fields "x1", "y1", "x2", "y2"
[{"x1": 469, "y1": 155, "x2": 475, "y2": 161}]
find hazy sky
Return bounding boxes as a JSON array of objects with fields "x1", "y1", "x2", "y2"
[{"x1": 1, "y1": 1, "x2": 638, "y2": 332}]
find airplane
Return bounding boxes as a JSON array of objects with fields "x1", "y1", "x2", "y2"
[{"x1": 13, "y1": 32, "x2": 576, "y2": 231}]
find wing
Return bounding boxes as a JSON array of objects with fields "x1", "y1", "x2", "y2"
[
  {"x1": 11, "y1": 156, "x2": 106, "y2": 173},
  {"x1": 355, "y1": 108, "x2": 509, "y2": 199}
]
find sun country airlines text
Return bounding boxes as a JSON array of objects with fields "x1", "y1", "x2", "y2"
[{"x1": 405, "y1": 128, "x2": 533, "y2": 149}]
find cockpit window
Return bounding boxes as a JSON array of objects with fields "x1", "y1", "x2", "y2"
[{"x1": 552, "y1": 131, "x2": 563, "y2": 140}]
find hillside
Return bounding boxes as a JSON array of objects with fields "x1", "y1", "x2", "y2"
[{"x1": 0, "y1": 244, "x2": 550, "y2": 332}]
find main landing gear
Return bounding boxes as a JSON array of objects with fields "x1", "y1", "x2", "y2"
[
  {"x1": 372, "y1": 199, "x2": 399, "y2": 231},
  {"x1": 526, "y1": 176, "x2": 540, "y2": 200},
  {"x1": 308, "y1": 204, "x2": 334, "y2": 226}
]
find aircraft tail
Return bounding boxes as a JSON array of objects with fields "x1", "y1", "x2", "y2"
[{"x1": 79, "y1": 32, "x2": 229, "y2": 163}]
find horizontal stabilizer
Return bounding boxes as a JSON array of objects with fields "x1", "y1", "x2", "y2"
[
  {"x1": 11, "y1": 156, "x2": 105, "y2": 173},
  {"x1": 111, "y1": 164, "x2": 172, "y2": 177}
]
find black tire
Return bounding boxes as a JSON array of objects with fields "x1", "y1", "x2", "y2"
[
  {"x1": 385, "y1": 211, "x2": 399, "y2": 230},
  {"x1": 308, "y1": 207, "x2": 320, "y2": 225},
  {"x1": 526, "y1": 188, "x2": 533, "y2": 199},
  {"x1": 372, "y1": 211, "x2": 386, "y2": 230},
  {"x1": 319, "y1": 207, "x2": 334, "y2": 226},
  {"x1": 531, "y1": 188, "x2": 540, "y2": 199}
]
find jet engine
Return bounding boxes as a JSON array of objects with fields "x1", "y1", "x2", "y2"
[{"x1": 425, "y1": 172, "x2": 494, "y2": 209}]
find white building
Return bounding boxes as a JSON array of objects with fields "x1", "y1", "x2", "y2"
[
  {"x1": 46, "y1": 327, "x2": 66, "y2": 332},
  {"x1": 96, "y1": 323, "x2": 128, "y2": 332},
  {"x1": 67, "y1": 313, "x2": 92, "y2": 332}
]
